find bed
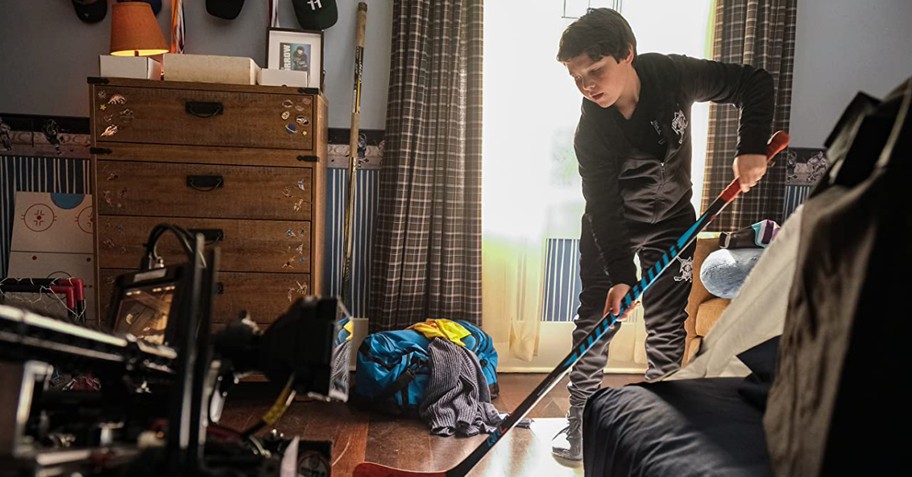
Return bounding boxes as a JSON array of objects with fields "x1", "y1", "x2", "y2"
[{"x1": 582, "y1": 338, "x2": 777, "y2": 477}]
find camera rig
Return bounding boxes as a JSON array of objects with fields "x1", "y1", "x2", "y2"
[{"x1": 0, "y1": 224, "x2": 351, "y2": 476}]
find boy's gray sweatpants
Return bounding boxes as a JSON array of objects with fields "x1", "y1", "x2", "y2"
[{"x1": 567, "y1": 209, "x2": 696, "y2": 420}]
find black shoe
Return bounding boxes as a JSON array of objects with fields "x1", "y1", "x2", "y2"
[{"x1": 551, "y1": 423, "x2": 583, "y2": 463}]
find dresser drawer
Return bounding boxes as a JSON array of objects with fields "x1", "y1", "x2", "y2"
[
  {"x1": 97, "y1": 216, "x2": 312, "y2": 274},
  {"x1": 99, "y1": 269, "x2": 312, "y2": 329},
  {"x1": 96, "y1": 160, "x2": 313, "y2": 220},
  {"x1": 210, "y1": 271, "x2": 314, "y2": 325},
  {"x1": 92, "y1": 84, "x2": 319, "y2": 150}
]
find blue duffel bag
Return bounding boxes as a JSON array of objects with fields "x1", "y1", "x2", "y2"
[{"x1": 352, "y1": 320, "x2": 499, "y2": 416}]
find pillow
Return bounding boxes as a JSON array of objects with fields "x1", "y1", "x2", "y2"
[{"x1": 700, "y1": 248, "x2": 764, "y2": 299}]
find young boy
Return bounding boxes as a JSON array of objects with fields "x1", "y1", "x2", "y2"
[{"x1": 552, "y1": 8, "x2": 774, "y2": 461}]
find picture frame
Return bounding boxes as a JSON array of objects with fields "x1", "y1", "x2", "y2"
[{"x1": 266, "y1": 28, "x2": 323, "y2": 89}]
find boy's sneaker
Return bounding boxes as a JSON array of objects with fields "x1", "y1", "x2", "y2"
[{"x1": 551, "y1": 419, "x2": 583, "y2": 462}]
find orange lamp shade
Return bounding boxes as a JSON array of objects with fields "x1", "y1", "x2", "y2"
[{"x1": 109, "y1": 2, "x2": 169, "y2": 56}]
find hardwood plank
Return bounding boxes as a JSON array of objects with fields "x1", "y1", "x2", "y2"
[
  {"x1": 284, "y1": 401, "x2": 353, "y2": 473},
  {"x1": 492, "y1": 373, "x2": 644, "y2": 420},
  {"x1": 330, "y1": 415, "x2": 369, "y2": 477},
  {"x1": 365, "y1": 417, "x2": 434, "y2": 471},
  {"x1": 471, "y1": 419, "x2": 586, "y2": 477}
]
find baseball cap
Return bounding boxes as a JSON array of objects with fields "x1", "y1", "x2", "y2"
[
  {"x1": 292, "y1": 0, "x2": 338, "y2": 30},
  {"x1": 207, "y1": 0, "x2": 246, "y2": 20},
  {"x1": 72, "y1": 0, "x2": 107, "y2": 23},
  {"x1": 117, "y1": 0, "x2": 162, "y2": 16}
]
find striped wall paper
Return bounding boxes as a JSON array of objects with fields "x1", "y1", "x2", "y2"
[
  {"x1": 0, "y1": 155, "x2": 91, "y2": 276},
  {"x1": 541, "y1": 238, "x2": 582, "y2": 322},
  {"x1": 323, "y1": 168, "x2": 379, "y2": 318},
  {"x1": 783, "y1": 184, "x2": 814, "y2": 220},
  {"x1": 540, "y1": 237, "x2": 646, "y2": 327}
]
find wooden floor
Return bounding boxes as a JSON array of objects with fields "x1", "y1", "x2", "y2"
[{"x1": 218, "y1": 373, "x2": 643, "y2": 476}]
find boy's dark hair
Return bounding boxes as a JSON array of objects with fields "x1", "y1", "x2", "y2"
[{"x1": 557, "y1": 8, "x2": 637, "y2": 63}]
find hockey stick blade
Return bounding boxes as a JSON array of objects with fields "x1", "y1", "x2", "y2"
[{"x1": 353, "y1": 130, "x2": 790, "y2": 477}]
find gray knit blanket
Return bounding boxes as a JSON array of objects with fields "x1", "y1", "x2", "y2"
[{"x1": 418, "y1": 337, "x2": 503, "y2": 437}]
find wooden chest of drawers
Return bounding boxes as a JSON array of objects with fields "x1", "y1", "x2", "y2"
[{"x1": 88, "y1": 77, "x2": 327, "y2": 331}]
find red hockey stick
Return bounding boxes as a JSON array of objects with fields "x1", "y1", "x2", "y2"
[{"x1": 353, "y1": 131, "x2": 791, "y2": 477}]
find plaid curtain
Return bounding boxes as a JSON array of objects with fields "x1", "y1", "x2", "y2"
[
  {"x1": 702, "y1": 0, "x2": 797, "y2": 231},
  {"x1": 368, "y1": 0, "x2": 483, "y2": 332}
]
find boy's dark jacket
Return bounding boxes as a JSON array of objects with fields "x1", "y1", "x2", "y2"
[{"x1": 574, "y1": 52, "x2": 774, "y2": 286}]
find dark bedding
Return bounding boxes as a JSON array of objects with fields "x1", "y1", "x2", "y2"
[{"x1": 583, "y1": 377, "x2": 773, "y2": 477}]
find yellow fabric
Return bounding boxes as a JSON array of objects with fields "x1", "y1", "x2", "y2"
[
  {"x1": 407, "y1": 319, "x2": 471, "y2": 347},
  {"x1": 343, "y1": 320, "x2": 354, "y2": 341}
]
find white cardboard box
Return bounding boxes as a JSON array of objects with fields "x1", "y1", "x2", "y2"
[
  {"x1": 257, "y1": 68, "x2": 311, "y2": 88},
  {"x1": 163, "y1": 53, "x2": 260, "y2": 85},
  {"x1": 99, "y1": 55, "x2": 162, "y2": 80}
]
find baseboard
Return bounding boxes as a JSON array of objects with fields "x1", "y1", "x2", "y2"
[{"x1": 494, "y1": 321, "x2": 647, "y2": 374}]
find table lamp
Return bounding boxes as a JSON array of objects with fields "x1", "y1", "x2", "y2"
[{"x1": 110, "y1": 1, "x2": 168, "y2": 56}]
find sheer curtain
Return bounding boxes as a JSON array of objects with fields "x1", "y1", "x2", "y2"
[
  {"x1": 481, "y1": 2, "x2": 581, "y2": 362},
  {"x1": 482, "y1": 1, "x2": 712, "y2": 367}
]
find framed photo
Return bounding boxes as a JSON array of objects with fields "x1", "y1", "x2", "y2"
[{"x1": 267, "y1": 28, "x2": 323, "y2": 89}]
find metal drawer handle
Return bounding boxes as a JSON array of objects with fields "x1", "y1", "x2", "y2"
[
  {"x1": 186, "y1": 174, "x2": 224, "y2": 191},
  {"x1": 188, "y1": 228, "x2": 225, "y2": 244},
  {"x1": 185, "y1": 101, "x2": 224, "y2": 118}
]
